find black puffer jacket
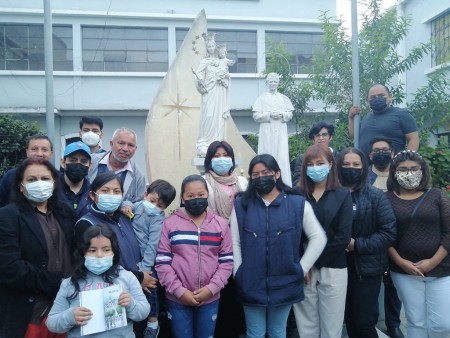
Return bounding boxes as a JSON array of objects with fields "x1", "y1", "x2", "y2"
[{"x1": 347, "y1": 184, "x2": 396, "y2": 277}]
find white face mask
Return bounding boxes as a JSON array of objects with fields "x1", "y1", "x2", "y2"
[
  {"x1": 81, "y1": 131, "x2": 100, "y2": 147},
  {"x1": 22, "y1": 180, "x2": 54, "y2": 203}
]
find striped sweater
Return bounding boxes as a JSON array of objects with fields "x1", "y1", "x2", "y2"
[{"x1": 155, "y1": 208, "x2": 233, "y2": 304}]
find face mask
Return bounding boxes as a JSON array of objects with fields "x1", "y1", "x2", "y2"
[
  {"x1": 253, "y1": 175, "x2": 276, "y2": 195},
  {"x1": 395, "y1": 171, "x2": 422, "y2": 190},
  {"x1": 306, "y1": 165, "x2": 330, "y2": 183},
  {"x1": 96, "y1": 193, "x2": 123, "y2": 213},
  {"x1": 184, "y1": 198, "x2": 208, "y2": 216},
  {"x1": 65, "y1": 163, "x2": 89, "y2": 183},
  {"x1": 340, "y1": 167, "x2": 363, "y2": 185},
  {"x1": 211, "y1": 157, "x2": 233, "y2": 176},
  {"x1": 81, "y1": 131, "x2": 100, "y2": 147},
  {"x1": 369, "y1": 97, "x2": 388, "y2": 113},
  {"x1": 143, "y1": 200, "x2": 161, "y2": 216},
  {"x1": 84, "y1": 255, "x2": 113, "y2": 275},
  {"x1": 22, "y1": 180, "x2": 54, "y2": 203},
  {"x1": 371, "y1": 152, "x2": 392, "y2": 169}
]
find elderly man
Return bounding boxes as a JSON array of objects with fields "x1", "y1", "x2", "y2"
[
  {"x1": 348, "y1": 84, "x2": 419, "y2": 159},
  {"x1": 0, "y1": 134, "x2": 53, "y2": 207},
  {"x1": 88, "y1": 127, "x2": 145, "y2": 207}
]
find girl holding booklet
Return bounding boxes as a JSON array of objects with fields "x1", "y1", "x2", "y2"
[{"x1": 46, "y1": 224, "x2": 149, "y2": 337}]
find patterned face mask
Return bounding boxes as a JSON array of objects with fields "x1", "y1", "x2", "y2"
[{"x1": 395, "y1": 171, "x2": 422, "y2": 190}]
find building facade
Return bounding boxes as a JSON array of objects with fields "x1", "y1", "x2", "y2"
[{"x1": 0, "y1": 0, "x2": 334, "y2": 171}]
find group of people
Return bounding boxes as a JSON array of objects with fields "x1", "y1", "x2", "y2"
[{"x1": 0, "y1": 82, "x2": 449, "y2": 338}]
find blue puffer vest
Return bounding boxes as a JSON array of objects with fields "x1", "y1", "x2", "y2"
[
  {"x1": 77, "y1": 207, "x2": 141, "y2": 272},
  {"x1": 234, "y1": 191, "x2": 305, "y2": 306}
]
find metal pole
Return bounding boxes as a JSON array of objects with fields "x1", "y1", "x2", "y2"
[
  {"x1": 43, "y1": 0, "x2": 55, "y2": 149},
  {"x1": 351, "y1": 0, "x2": 360, "y2": 148}
]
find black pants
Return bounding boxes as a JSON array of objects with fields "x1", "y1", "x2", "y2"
[
  {"x1": 384, "y1": 281, "x2": 402, "y2": 330},
  {"x1": 345, "y1": 268, "x2": 382, "y2": 338}
]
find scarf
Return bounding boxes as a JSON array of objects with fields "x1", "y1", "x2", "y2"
[{"x1": 205, "y1": 171, "x2": 243, "y2": 221}]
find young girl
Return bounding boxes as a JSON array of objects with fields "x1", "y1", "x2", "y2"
[
  {"x1": 386, "y1": 150, "x2": 450, "y2": 337},
  {"x1": 155, "y1": 175, "x2": 233, "y2": 338},
  {"x1": 293, "y1": 144, "x2": 352, "y2": 338},
  {"x1": 46, "y1": 224, "x2": 149, "y2": 337},
  {"x1": 337, "y1": 147, "x2": 396, "y2": 338},
  {"x1": 231, "y1": 154, "x2": 327, "y2": 338}
]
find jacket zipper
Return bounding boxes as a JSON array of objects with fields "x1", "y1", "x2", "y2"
[
  {"x1": 265, "y1": 206, "x2": 270, "y2": 305},
  {"x1": 197, "y1": 226, "x2": 202, "y2": 289}
]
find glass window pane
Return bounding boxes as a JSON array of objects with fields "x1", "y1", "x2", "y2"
[
  {"x1": 266, "y1": 31, "x2": 324, "y2": 74},
  {"x1": 1, "y1": 23, "x2": 72, "y2": 70},
  {"x1": 82, "y1": 26, "x2": 168, "y2": 72}
]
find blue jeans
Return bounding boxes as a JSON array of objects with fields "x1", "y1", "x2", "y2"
[
  {"x1": 392, "y1": 272, "x2": 450, "y2": 338},
  {"x1": 145, "y1": 268, "x2": 160, "y2": 318},
  {"x1": 166, "y1": 299, "x2": 218, "y2": 338},
  {"x1": 243, "y1": 304, "x2": 292, "y2": 338}
]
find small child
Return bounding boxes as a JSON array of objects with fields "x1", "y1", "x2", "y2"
[
  {"x1": 215, "y1": 44, "x2": 235, "y2": 89},
  {"x1": 155, "y1": 175, "x2": 233, "y2": 338},
  {"x1": 132, "y1": 179, "x2": 176, "y2": 338},
  {"x1": 46, "y1": 224, "x2": 149, "y2": 337}
]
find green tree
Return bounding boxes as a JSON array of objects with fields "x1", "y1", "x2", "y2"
[
  {"x1": 265, "y1": 0, "x2": 449, "y2": 154},
  {"x1": 0, "y1": 115, "x2": 41, "y2": 176}
]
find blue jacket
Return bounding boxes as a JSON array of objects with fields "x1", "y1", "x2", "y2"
[
  {"x1": 234, "y1": 191, "x2": 305, "y2": 306},
  {"x1": 59, "y1": 174, "x2": 91, "y2": 218},
  {"x1": 75, "y1": 206, "x2": 142, "y2": 279},
  {"x1": 0, "y1": 168, "x2": 16, "y2": 207}
]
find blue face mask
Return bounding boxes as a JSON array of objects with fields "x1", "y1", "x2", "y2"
[
  {"x1": 84, "y1": 255, "x2": 113, "y2": 275},
  {"x1": 95, "y1": 193, "x2": 122, "y2": 213},
  {"x1": 142, "y1": 200, "x2": 161, "y2": 216},
  {"x1": 306, "y1": 165, "x2": 330, "y2": 183},
  {"x1": 211, "y1": 157, "x2": 233, "y2": 176}
]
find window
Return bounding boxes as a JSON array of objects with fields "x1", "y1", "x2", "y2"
[
  {"x1": 0, "y1": 24, "x2": 73, "y2": 71},
  {"x1": 265, "y1": 31, "x2": 323, "y2": 74},
  {"x1": 176, "y1": 28, "x2": 257, "y2": 73},
  {"x1": 431, "y1": 11, "x2": 450, "y2": 67},
  {"x1": 82, "y1": 26, "x2": 168, "y2": 72}
]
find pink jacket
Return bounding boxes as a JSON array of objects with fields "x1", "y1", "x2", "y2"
[{"x1": 155, "y1": 208, "x2": 233, "y2": 304}]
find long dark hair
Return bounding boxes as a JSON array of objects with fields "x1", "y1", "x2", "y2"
[
  {"x1": 299, "y1": 144, "x2": 340, "y2": 197},
  {"x1": 12, "y1": 157, "x2": 74, "y2": 217},
  {"x1": 203, "y1": 141, "x2": 236, "y2": 175},
  {"x1": 69, "y1": 224, "x2": 121, "y2": 299},
  {"x1": 239, "y1": 154, "x2": 299, "y2": 209},
  {"x1": 336, "y1": 147, "x2": 369, "y2": 191}
]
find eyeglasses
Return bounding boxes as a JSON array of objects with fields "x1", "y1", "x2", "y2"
[
  {"x1": 314, "y1": 132, "x2": 329, "y2": 139},
  {"x1": 371, "y1": 148, "x2": 391, "y2": 153},
  {"x1": 396, "y1": 166, "x2": 421, "y2": 174}
]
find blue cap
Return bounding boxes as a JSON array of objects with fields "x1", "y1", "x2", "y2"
[{"x1": 64, "y1": 141, "x2": 91, "y2": 158}]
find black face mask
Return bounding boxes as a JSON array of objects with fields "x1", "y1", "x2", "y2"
[
  {"x1": 253, "y1": 175, "x2": 276, "y2": 195},
  {"x1": 341, "y1": 167, "x2": 363, "y2": 185},
  {"x1": 184, "y1": 198, "x2": 208, "y2": 216},
  {"x1": 369, "y1": 97, "x2": 388, "y2": 113},
  {"x1": 371, "y1": 151, "x2": 392, "y2": 169},
  {"x1": 65, "y1": 163, "x2": 89, "y2": 183}
]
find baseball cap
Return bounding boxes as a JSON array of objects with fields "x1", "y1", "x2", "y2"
[{"x1": 64, "y1": 141, "x2": 91, "y2": 158}]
